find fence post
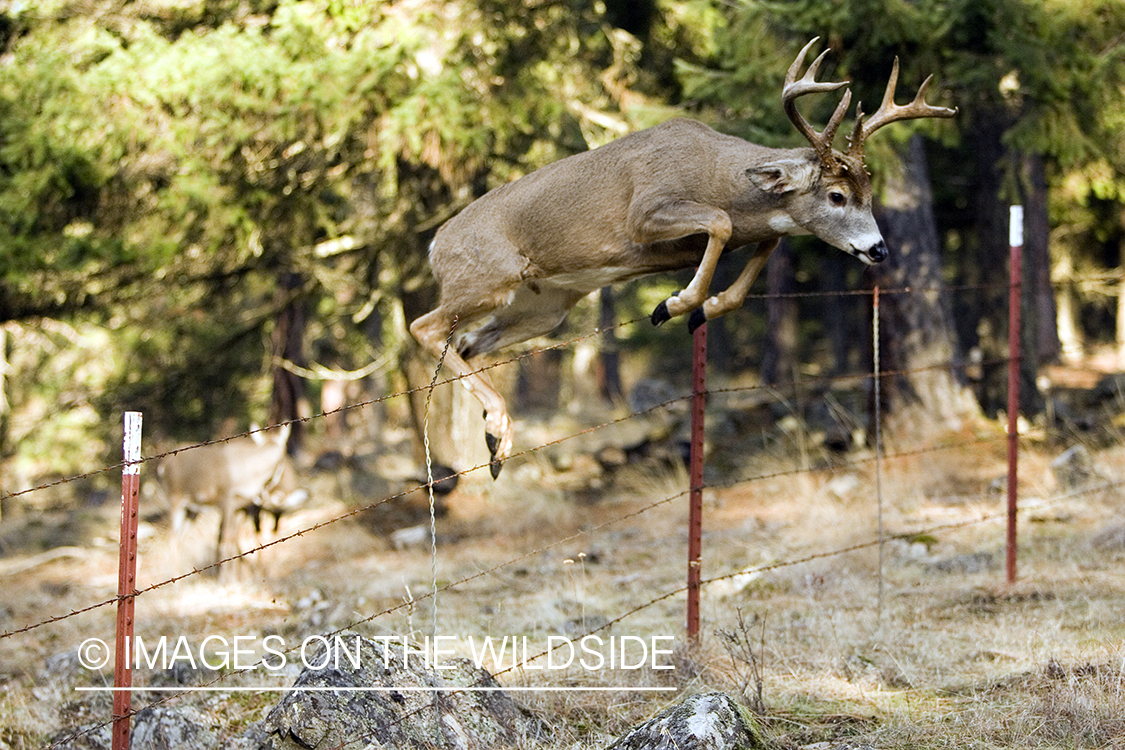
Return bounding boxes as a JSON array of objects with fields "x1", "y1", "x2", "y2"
[
  {"x1": 113, "y1": 412, "x2": 142, "y2": 750},
  {"x1": 687, "y1": 323, "x2": 706, "y2": 641},
  {"x1": 873, "y1": 286, "x2": 885, "y2": 620},
  {"x1": 1006, "y1": 207, "x2": 1023, "y2": 585}
]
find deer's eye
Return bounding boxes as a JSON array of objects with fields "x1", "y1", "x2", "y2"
[{"x1": 829, "y1": 191, "x2": 847, "y2": 207}]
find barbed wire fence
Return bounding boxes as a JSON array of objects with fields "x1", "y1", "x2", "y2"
[{"x1": 4, "y1": 236, "x2": 1124, "y2": 749}]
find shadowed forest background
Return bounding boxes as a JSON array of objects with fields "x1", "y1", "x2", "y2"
[{"x1": 1, "y1": 0, "x2": 1124, "y2": 492}]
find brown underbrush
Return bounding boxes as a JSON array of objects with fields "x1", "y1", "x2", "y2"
[{"x1": 2, "y1": 416, "x2": 1124, "y2": 749}]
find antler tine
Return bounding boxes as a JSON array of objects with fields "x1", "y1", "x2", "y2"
[
  {"x1": 848, "y1": 57, "x2": 957, "y2": 160},
  {"x1": 782, "y1": 38, "x2": 851, "y2": 167}
]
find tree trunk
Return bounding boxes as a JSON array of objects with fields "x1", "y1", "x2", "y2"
[
  {"x1": 1118, "y1": 249, "x2": 1125, "y2": 368},
  {"x1": 1022, "y1": 152, "x2": 1059, "y2": 365},
  {"x1": 820, "y1": 250, "x2": 850, "y2": 375},
  {"x1": 873, "y1": 135, "x2": 979, "y2": 442},
  {"x1": 0, "y1": 325, "x2": 6, "y2": 522},
  {"x1": 761, "y1": 239, "x2": 798, "y2": 386},
  {"x1": 1055, "y1": 264, "x2": 1084, "y2": 362},
  {"x1": 969, "y1": 113, "x2": 1014, "y2": 417},
  {"x1": 271, "y1": 271, "x2": 308, "y2": 454}
]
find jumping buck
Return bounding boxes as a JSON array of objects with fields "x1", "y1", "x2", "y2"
[
  {"x1": 157, "y1": 423, "x2": 292, "y2": 569},
  {"x1": 410, "y1": 39, "x2": 956, "y2": 478}
]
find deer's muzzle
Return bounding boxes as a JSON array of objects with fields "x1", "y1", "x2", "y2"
[
  {"x1": 868, "y1": 240, "x2": 888, "y2": 263},
  {"x1": 854, "y1": 239, "x2": 888, "y2": 264}
]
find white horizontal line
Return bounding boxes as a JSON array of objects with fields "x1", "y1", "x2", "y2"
[{"x1": 77, "y1": 685, "x2": 676, "y2": 693}]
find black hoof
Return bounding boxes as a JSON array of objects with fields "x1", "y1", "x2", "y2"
[
  {"x1": 688, "y1": 308, "x2": 707, "y2": 333},
  {"x1": 651, "y1": 300, "x2": 671, "y2": 327},
  {"x1": 484, "y1": 431, "x2": 504, "y2": 479}
]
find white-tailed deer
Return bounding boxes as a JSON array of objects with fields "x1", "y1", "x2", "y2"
[
  {"x1": 411, "y1": 39, "x2": 955, "y2": 478},
  {"x1": 244, "y1": 456, "x2": 309, "y2": 535},
  {"x1": 157, "y1": 423, "x2": 292, "y2": 570}
]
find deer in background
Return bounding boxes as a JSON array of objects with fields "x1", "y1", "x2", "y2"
[
  {"x1": 244, "y1": 456, "x2": 309, "y2": 536},
  {"x1": 157, "y1": 423, "x2": 294, "y2": 571},
  {"x1": 411, "y1": 38, "x2": 956, "y2": 478}
]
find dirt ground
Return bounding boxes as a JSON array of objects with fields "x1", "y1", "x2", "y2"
[{"x1": 2, "y1": 406, "x2": 1125, "y2": 749}]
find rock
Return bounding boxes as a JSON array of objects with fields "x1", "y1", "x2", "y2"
[
  {"x1": 49, "y1": 707, "x2": 216, "y2": 750},
  {"x1": 132, "y1": 706, "x2": 217, "y2": 749},
  {"x1": 927, "y1": 551, "x2": 997, "y2": 574},
  {"x1": 391, "y1": 523, "x2": 432, "y2": 549},
  {"x1": 1050, "y1": 445, "x2": 1103, "y2": 490},
  {"x1": 606, "y1": 692, "x2": 761, "y2": 750},
  {"x1": 246, "y1": 633, "x2": 548, "y2": 749},
  {"x1": 630, "y1": 378, "x2": 683, "y2": 414},
  {"x1": 1091, "y1": 372, "x2": 1125, "y2": 403},
  {"x1": 49, "y1": 723, "x2": 111, "y2": 750},
  {"x1": 823, "y1": 474, "x2": 861, "y2": 500},
  {"x1": 1091, "y1": 522, "x2": 1125, "y2": 551}
]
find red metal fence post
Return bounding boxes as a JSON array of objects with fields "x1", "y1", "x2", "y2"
[
  {"x1": 1006, "y1": 207, "x2": 1023, "y2": 585},
  {"x1": 113, "y1": 412, "x2": 142, "y2": 750},
  {"x1": 687, "y1": 323, "x2": 707, "y2": 641}
]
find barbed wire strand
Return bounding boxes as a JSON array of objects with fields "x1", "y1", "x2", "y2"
[
  {"x1": 3, "y1": 274, "x2": 1020, "y2": 505},
  {"x1": 424, "y1": 315, "x2": 457, "y2": 642},
  {"x1": 1, "y1": 352, "x2": 1023, "y2": 642},
  {"x1": 7, "y1": 275, "x2": 1032, "y2": 478},
  {"x1": 0, "y1": 332, "x2": 1008, "y2": 512}
]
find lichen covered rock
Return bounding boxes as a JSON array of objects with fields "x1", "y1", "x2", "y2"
[
  {"x1": 246, "y1": 632, "x2": 547, "y2": 749},
  {"x1": 606, "y1": 692, "x2": 761, "y2": 750}
]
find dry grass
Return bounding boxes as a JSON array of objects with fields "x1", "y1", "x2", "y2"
[{"x1": 2, "y1": 422, "x2": 1125, "y2": 749}]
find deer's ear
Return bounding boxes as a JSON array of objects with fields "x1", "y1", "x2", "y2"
[{"x1": 747, "y1": 159, "x2": 818, "y2": 194}]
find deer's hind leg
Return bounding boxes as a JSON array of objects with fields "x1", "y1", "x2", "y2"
[
  {"x1": 216, "y1": 496, "x2": 242, "y2": 581},
  {"x1": 415, "y1": 232, "x2": 569, "y2": 477},
  {"x1": 411, "y1": 304, "x2": 515, "y2": 479},
  {"x1": 458, "y1": 283, "x2": 586, "y2": 360}
]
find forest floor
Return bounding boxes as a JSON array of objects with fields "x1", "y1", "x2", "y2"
[{"x1": 3, "y1": 376, "x2": 1125, "y2": 749}]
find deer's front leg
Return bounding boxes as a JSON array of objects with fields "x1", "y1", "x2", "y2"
[
  {"x1": 688, "y1": 239, "x2": 780, "y2": 332},
  {"x1": 628, "y1": 201, "x2": 732, "y2": 326}
]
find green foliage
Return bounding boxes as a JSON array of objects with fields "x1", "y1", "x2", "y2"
[
  {"x1": 0, "y1": 0, "x2": 658, "y2": 478},
  {"x1": 2, "y1": 0, "x2": 1124, "y2": 492}
]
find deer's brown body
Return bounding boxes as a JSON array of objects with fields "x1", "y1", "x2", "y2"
[
  {"x1": 158, "y1": 424, "x2": 293, "y2": 569},
  {"x1": 411, "y1": 39, "x2": 955, "y2": 477}
]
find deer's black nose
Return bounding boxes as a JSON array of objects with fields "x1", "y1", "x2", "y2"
[{"x1": 868, "y1": 240, "x2": 888, "y2": 263}]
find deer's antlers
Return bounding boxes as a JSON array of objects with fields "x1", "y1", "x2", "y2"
[
  {"x1": 847, "y1": 57, "x2": 957, "y2": 162},
  {"x1": 783, "y1": 39, "x2": 957, "y2": 169},
  {"x1": 783, "y1": 38, "x2": 851, "y2": 170}
]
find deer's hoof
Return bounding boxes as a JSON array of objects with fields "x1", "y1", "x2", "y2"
[
  {"x1": 651, "y1": 300, "x2": 671, "y2": 327},
  {"x1": 484, "y1": 431, "x2": 504, "y2": 480},
  {"x1": 688, "y1": 308, "x2": 707, "y2": 333},
  {"x1": 485, "y1": 430, "x2": 499, "y2": 456}
]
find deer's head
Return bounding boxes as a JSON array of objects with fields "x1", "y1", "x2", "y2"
[{"x1": 750, "y1": 38, "x2": 956, "y2": 264}]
